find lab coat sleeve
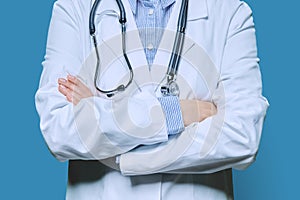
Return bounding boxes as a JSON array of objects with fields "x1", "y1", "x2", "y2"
[
  {"x1": 119, "y1": 2, "x2": 269, "y2": 175},
  {"x1": 35, "y1": 0, "x2": 168, "y2": 162}
]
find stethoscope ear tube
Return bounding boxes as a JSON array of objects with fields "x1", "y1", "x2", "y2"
[
  {"x1": 89, "y1": 0, "x2": 102, "y2": 35},
  {"x1": 178, "y1": 0, "x2": 189, "y2": 33},
  {"x1": 167, "y1": 31, "x2": 185, "y2": 82},
  {"x1": 115, "y1": 0, "x2": 127, "y2": 24},
  {"x1": 167, "y1": 0, "x2": 189, "y2": 82}
]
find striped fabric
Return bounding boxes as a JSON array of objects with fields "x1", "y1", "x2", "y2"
[
  {"x1": 158, "y1": 96, "x2": 184, "y2": 135},
  {"x1": 128, "y1": 0, "x2": 176, "y2": 65}
]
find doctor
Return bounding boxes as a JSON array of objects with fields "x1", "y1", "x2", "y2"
[{"x1": 35, "y1": 0, "x2": 268, "y2": 199}]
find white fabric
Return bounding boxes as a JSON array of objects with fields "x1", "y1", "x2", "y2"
[{"x1": 35, "y1": 0, "x2": 269, "y2": 199}]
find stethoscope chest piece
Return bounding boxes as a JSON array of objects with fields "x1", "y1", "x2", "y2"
[{"x1": 160, "y1": 80, "x2": 180, "y2": 97}]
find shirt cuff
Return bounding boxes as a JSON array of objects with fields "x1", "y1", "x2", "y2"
[{"x1": 158, "y1": 96, "x2": 184, "y2": 135}]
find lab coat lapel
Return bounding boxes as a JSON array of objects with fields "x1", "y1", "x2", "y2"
[
  {"x1": 121, "y1": 0, "x2": 149, "y2": 71},
  {"x1": 120, "y1": 0, "x2": 152, "y2": 89},
  {"x1": 188, "y1": 0, "x2": 208, "y2": 21},
  {"x1": 151, "y1": 0, "x2": 208, "y2": 83}
]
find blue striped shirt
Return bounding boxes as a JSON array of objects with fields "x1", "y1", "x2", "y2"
[{"x1": 128, "y1": 0, "x2": 176, "y2": 65}]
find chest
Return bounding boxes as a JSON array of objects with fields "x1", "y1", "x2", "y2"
[{"x1": 81, "y1": 0, "x2": 229, "y2": 100}]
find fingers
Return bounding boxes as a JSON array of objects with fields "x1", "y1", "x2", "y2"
[
  {"x1": 66, "y1": 75, "x2": 93, "y2": 97},
  {"x1": 58, "y1": 78, "x2": 76, "y2": 93},
  {"x1": 58, "y1": 76, "x2": 82, "y2": 95},
  {"x1": 58, "y1": 84, "x2": 82, "y2": 104},
  {"x1": 180, "y1": 99, "x2": 218, "y2": 126},
  {"x1": 66, "y1": 74, "x2": 79, "y2": 85},
  {"x1": 197, "y1": 101, "x2": 217, "y2": 118},
  {"x1": 57, "y1": 74, "x2": 93, "y2": 105},
  {"x1": 58, "y1": 84, "x2": 73, "y2": 103},
  {"x1": 196, "y1": 101, "x2": 217, "y2": 121}
]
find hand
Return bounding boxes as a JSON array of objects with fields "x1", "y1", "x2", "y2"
[
  {"x1": 180, "y1": 100, "x2": 217, "y2": 126},
  {"x1": 58, "y1": 75, "x2": 93, "y2": 105}
]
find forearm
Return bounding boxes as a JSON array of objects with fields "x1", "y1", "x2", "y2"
[
  {"x1": 119, "y1": 94, "x2": 268, "y2": 175},
  {"x1": 36, "y1": 78, "x2": 172, "y2": 161},
  {"x1": 117, "y1": 2, "x2": 269, "y2": 175},
  {"x1": 36, "y1": 0, "x2": 170, "y2": 161}
]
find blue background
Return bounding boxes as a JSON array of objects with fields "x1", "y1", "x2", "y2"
[{"x1": 0, "y1": 0, "x2": 298, "y2": 199}]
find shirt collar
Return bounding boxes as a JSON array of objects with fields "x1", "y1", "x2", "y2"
[
  {"x1": 128, "y1": 0, "x2": 176, "y2": 15},
  {"x1": 161, "y1": 0, "x2": 176, "y2": 9}
]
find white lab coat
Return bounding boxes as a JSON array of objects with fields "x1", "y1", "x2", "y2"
[{"x1": 35, "y1": 0, "x2": 269, "y2": 199}]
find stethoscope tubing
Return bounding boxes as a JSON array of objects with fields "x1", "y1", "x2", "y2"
[
  {"x1": 89, "y1": 0, "x2": 189, "y2": 96},
  {"x1": 167, "y1": 0, "x2": 189, "y2": 82}
]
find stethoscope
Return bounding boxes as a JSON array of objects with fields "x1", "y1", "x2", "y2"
[{"x1": 89, "y1": 0, "x2": 189, "y2": 97}]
